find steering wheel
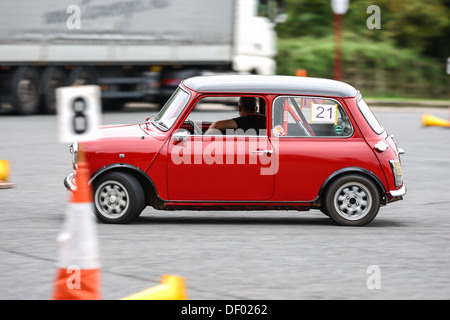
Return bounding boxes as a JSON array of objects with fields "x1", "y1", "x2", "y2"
[{"x1": 188, "y1": 118, "x2": 202, "y2": 135}]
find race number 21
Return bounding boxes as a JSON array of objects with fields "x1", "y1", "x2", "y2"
[
  {"x1": 311, "y1": 103, "x2": 338, "y2": 124},
  {"x1": 57, "y1": 85, "x2": 101, "y2": 143}
]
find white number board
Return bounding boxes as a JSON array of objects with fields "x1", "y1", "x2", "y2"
[
  {"x1": 56, "y1": 85, "x2": 101, "y2": 143},
  {"x1": 310, "y1": 103, "x2": 338, "y2": 124}
]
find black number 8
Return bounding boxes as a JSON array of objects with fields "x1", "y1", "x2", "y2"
[{"x1": 72, "y1": 97, "x2": 88, "y2": 134}]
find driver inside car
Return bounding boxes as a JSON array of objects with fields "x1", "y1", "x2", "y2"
[{"x1": 204, "y1": 97, "x2": 266, "y2": 135}]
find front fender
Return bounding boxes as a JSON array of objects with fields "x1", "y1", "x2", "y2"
[{"x1": 64, "y1": 163, "x2": 155, "y2": 192}]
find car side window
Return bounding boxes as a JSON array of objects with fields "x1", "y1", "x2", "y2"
[
  {"x1": 186, "y1": 95, "x2": 267, "y2": 136},
  {"x1": 272, "y1": 96, "x2": 353, "y2": 137}
]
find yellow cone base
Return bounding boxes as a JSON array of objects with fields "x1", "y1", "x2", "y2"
[
  {"x1": 0, "y1": 182, "x2": 14, "y2": 189},
  {"x1": 121, "y1": 275, "x2": 187, "y2": 300}
]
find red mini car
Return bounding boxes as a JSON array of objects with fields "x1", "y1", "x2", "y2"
[{"x1": 65, "y1": 75, "x2": 406, "y2": 226}]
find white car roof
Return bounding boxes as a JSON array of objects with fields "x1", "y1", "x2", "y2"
[{"x1": 182, "y1": 75, "x2": 358, "y2": 98}]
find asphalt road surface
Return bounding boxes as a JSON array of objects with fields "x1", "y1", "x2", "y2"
[{"x1": 1, "y1": 103, "x2": 449, "y2": 300}]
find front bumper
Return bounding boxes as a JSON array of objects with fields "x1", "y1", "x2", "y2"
[
  {"x1": 64, "y1": 171, "x2": 77, "y2": 191},
  {"x1": 387, "y1": 184, "x2": 406, "y2": 203},
  {"x1": 390, "y1": 184, "x2": 406, "y2": 197}
]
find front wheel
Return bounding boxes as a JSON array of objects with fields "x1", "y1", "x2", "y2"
[
  {"x1": 323, "y1": 175, "x2": 380, "y2": 226},
  {"x1": 93, "y1": 172, "x2": 145, "y2": 224}
]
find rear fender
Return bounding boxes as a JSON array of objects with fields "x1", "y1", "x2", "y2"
[{"x1": 318, "y1": 167, "x2": 387, "y2": 206}]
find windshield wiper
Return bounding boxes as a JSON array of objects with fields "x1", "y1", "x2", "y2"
[
  {"x1": 146, "y1": 114, "x2": 169, "y2": 131},
  {"x1": 144, "y1": 115, "x2": 156, "y2": 130},
  {"x1": 155, "y1": 120, "x2": 168, "y2": 130}
]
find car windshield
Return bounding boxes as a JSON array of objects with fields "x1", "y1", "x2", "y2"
[
  {"x1": 357, "y1": 98, "x2": 384, "y2": 134},
  {"x1": 152, "y1": 87, "x2": 190, "y2": 131}
]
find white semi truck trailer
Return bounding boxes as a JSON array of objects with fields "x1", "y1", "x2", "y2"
[{"x1": 0, "y1": 0, "x2": 283, "y2": 115}]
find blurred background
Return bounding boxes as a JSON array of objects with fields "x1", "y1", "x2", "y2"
[
  {"x1": 1, "y1": 0, "x2": 450, "y2": 301},
  {"x1": 1, "y1": 0, "x2": 448, "y2": 116},
  {"x1": 276, "y1": 0, "x2": 450, "y2": 99}
]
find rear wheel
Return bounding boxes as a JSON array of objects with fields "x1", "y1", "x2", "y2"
[
  {"x1": 93, "y1": 172, "x2": 145, "y2": 224},
  {"x1": 102, "y1": 98, "x2": 127, "y2": 111},
  {"x1": 41, "y1": 67, "x2": 67, "y2": 114},
  {"x1": 67, "y1": 66, "x2": 97, "y2": 86},
  {"x1": 324, "y1": 174, "x2": 380, "y2": 226},
  {"x1": 11, "y1": 67, "x2": 40, "y2": 115}
]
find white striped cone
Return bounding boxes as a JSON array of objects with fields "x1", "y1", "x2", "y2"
[{"x1": 53, "y1": 162, "x2": 101, "y2": 300}]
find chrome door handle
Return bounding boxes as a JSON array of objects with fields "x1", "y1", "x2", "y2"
[
  {"x1": 252, "y1": 149, "x2": 273, "y2": 155},
  {"x1": 171, "y1": 131, "x2": 189, "y2": 142}
]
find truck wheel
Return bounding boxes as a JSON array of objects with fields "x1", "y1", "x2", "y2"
[
  {"x1": 93, "y1": 172, "x2": 145, "y2": 224},
  {"x1": 41, "y1": 67, "x2": 67, "y2": 114},
  {"x1": 324, "y1": 174, "x2": 380, "y2": 226},
  {"x1": 11, "y1": 67, "x2": 40, "y2": 115},
  {"x1": 102, "y1": 98, "x2": 127, "y2": 111},
  {"x1": 68, "y1": 66, "x2": 97, "y2": 86}
]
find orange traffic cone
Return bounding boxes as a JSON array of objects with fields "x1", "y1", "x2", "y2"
[{"x1": 53, "y1": 153, "x2": 101, "y2": 300}]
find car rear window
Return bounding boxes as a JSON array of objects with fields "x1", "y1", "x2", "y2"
[
  {"x1": 272, "y1": 96, "x2": 353, "y2": 137},
  {"x1": 357, "y1": 98, "x2": 384, "y2": 134}
]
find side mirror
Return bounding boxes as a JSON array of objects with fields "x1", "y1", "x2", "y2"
[{"x1": 171, "y1": 130, "x2": 189, "y2": 142}]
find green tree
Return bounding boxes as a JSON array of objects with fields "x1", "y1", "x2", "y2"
[
  {"x1": 276, "y1": 0, "x2": 333, "y2": 38},
  {"x1": 347, "y1": 0, "x2": 450, "y2": 58},
  {"x1": 277, "y1": 0, "x2": 450, "y2": 60}
]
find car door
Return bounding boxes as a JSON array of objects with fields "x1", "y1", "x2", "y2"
[
  {"x1": 270, "y1": 96, "x2": 371, "y2": 202},
  {"x1": 166, "y1": 96, "x2": 276, "y2": 201}
]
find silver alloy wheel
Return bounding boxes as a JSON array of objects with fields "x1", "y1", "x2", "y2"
[
  {"x1": 95, "y1": 180, "x2": 130, "y2": 220},
  {"x1": 333, "y1": 182, "x2": 372, "y2": 221}
]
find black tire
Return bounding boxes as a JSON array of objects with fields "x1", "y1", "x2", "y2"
[
  {"x1": 67, "y1": 66, "x2": 97, "y2": 86},
  {"x1": 102, "y1": 98, "x2": 127, "y2": 111},
  {"x1": 93, "y1": 171, "x2": 145, "y2": 224},
  {"x1": 40, "y1": 67, "x2": 67, "y2": 114},
  {"x1": 319, "y1": 204, "x2": 329, "y2": 216},
  {"x1": 323, "y1": 174, "x2": 380, "y2": 226},
  {"x1": 11, "y1": 67, "x2": 40, "y2": 115}
]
